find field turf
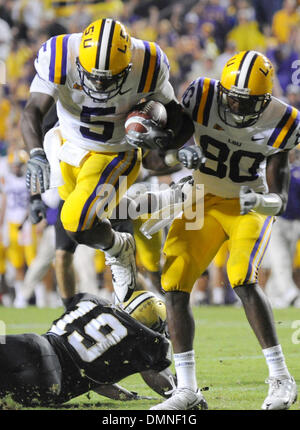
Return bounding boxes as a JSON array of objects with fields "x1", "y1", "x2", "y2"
[{"x1": 1, "y1": 304, "x2": 300, "y2": 411}]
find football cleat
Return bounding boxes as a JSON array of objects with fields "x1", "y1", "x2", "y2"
[
  {"x1": 105, "y1": 232, "x2": 137, "y2": 303},
  {"x1": 150, "y1": 387, "x2": 208, "y2": 410},
  {"x1": 262, "y1": 376, "x2": 297, "y2": 410}
]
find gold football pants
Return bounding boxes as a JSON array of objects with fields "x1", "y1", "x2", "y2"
[
  {"x1": 58, "y1": 149, "x2": 141, "y2": 232},
  {"x1": 162, "y1": 194, "x2": 273, "y2": 293}
]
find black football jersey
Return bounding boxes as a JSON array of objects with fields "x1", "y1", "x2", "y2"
[{"x1": 45, "y1": 293, "x2": 171, "y2": 385}]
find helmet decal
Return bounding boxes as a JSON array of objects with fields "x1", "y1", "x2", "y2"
[
  {"x1": 77, "y1": 19, "x2": 132, "y2": 102},
  {"x1": 218, "y1": 50, "x2": 274, "y2": 127}
]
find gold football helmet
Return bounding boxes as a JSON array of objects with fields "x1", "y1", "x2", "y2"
[
  {"x1": 218, "y1": 50, "x2": 274, "y2": 127},
  {"x1": 121, "y1": 290, "x2": 167, "y2": 334},
  {"x1": 8, "y1": 149, "x2": 29, "y2": 177},
  {"x1": 76, "y1": 18, "x2": 132, "y2": 102},
  {"x1": 8, "y1": 149, "x2": 29, "y2": 165}
]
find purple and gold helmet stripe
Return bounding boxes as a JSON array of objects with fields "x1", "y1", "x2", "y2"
[
  {"x1": 94, "y1": 19, "x2": 116, "y2": 72},
  {"x1": 234, "y1": 51, "x2": 258, "y2": 89},
  {"x1": 95, "y1": 19, "x2": 106, "y2": 70}
]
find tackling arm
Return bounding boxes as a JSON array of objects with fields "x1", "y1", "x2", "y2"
[
  {"x1": 140, "y1": 368, "x2": 176, "y2": 398},
  {"x1": 93, "y1": 383, "x2": 144, "y2": 401}
]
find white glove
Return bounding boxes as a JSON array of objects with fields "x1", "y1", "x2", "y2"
[
  {"x1": 125, "y1": 119, "x2": 174, "y2": 150},
  {"x1": 177, "y1": 144, "x2": 205, "y2": 169},
  {"x1": 239, "y1": 186, "x2": 258, "y2": 215},
  {"x1": 26, "y1": 148, "x2": 50, "y2": 193},
  {"x1": 240, "y1": 186, "x2": 283, "y2": 216}
]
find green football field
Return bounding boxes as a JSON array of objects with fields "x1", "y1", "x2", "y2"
[{"x1": 1, "y1": 304, "x2": 300, "y2": 411}]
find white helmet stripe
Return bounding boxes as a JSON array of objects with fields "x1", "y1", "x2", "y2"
[
  {"x1": 97, "y1": 19, "x2": 113, "y2": 71},
  {"x1": 237, "y1": 50, "x2": 258, "y2": 89},
  {"x1": 123, "y1": 291, "x2": 155, "y2": 315}
]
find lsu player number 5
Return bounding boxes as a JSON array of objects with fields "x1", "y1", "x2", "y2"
[
  {"x1": 21, "y1": 19, "x2": 193, "y2": 304},
  {"x1": 150, "y1": 51, "x2": 298, "y2": 411}
]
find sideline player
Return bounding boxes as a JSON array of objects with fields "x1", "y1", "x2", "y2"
[
  {"x1": 21, "y1": 18, "x2": 193, "y2": 304},
  {"x1": 0, "y1": 150, "x2": 37, "y2": 305},
  {"x1": 0, "y1": 290, "x2": 179, "y2": 407},
  {"x1": 130, "y1": 51, "x2": 298, "y2": 410}
]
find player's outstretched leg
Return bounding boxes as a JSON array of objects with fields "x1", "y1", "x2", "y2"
[
  {"x1": 66, "y1": 219, "x2": 137, "y2": 304},
  {"x1": 104, "y1": 231, "x2": 137, "y2": 303}
]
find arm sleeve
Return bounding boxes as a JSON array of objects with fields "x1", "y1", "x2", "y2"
[{"x1": 30, "y1": 73, "x2": 58, "y2": 100}]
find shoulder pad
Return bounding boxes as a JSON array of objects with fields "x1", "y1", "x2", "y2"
[
  {"x1": 35, "y1": 34, "x2": 72, "y2": 85},
  {"x1": 135, "y1": 40, "x2": 170, "y2": 94},
  {"x1": 182, "y1": 78, "x2": 217, "y2": 126},
  {"x1": 266, "y1": 101, "x2": 300, "y2": 150}
]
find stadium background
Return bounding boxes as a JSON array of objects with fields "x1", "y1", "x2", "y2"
[
  {"x1": 0, "y1": 0, "x2": 300, "y2": 411},
  {"x1": 2, "y1": 0, "x2": 300, "y2": 156}
]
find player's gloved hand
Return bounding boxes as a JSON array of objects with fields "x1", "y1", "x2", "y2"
[
  {"x1": 177, "y1": 144, "x2": 206, "y2": 169},
  {"x1": 29, "y1": 194, "x2": 47, "y2": 224},
  {"x1": 239, "y1": 185, "x2": 258, "y2": 215},
  {"x1": 26, "y1": 148, "x2": 50, "y2": 193},
  {"x1": 126, "y1": 119, "x2": 174, "y2": 150}
]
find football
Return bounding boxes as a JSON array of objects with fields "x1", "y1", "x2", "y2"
[{"x1": 125, "y1": 100, "x2": 167, "y2": 134}]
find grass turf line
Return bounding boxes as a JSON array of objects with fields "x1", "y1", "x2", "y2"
[{"x1": 0, "y1": 305, "x2": 299, "y2": 410}]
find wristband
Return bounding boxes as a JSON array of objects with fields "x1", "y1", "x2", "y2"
[
  {"x1": 30, "y1": 194, "x2": 42, "y2": 202},
  {"x1": 29, "y1": 147, "x2": 46, "y2": 157}
]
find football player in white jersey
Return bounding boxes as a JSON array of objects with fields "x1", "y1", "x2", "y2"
[
  {"x1": 129, "y1": 51, "x2": 299, "y2": 410},
  {"x1": 21, "y1": 18, "x2": 193, "y2": 304},
  {"x1": 0, "y1": 150, "x2": 37, "y2": 305}
]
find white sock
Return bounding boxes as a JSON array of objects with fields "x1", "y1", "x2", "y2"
[
  {"x1": 14, "y1": 280, "x2": 23, "y2": 295},
  {"x1": 104, "y1": 232, "x2": 124, "y2": 257},
  {"x1": 212, "y1": 286, "x2": 224, "y2": 305},
  {"x1": 174, "y1": 350, "x2": 198, "y2": 391},
  {"x1": 262, "y1": 344, "x2": 290, "y2": 379}
]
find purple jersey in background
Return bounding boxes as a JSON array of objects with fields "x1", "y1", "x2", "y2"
[{"x1": 281, "y1": 165, "x2": 300, "y2": 220}]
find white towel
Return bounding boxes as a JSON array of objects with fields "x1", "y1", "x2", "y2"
[
  {"x1": 43, "y1": 127, "x2": 64, "y2": 188},
  {"x1": 43, "y1": 127, "x2": 89, "y2": 188}
]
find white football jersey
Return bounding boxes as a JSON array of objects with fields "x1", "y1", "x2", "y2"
[
  {"x1": 2, "y1": 171, "x2": 29, "y2": 224},
  {"x1": 182, "y1": 78, "x2": 300, "y2": 198},
  {"x1": 30, "y1": 33, "x2": 175, "y2": 153}
]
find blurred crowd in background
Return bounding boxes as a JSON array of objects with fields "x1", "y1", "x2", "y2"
[
  {"x1": 1, "y1": 0, "x2": 300, "y2": 154},
  {"x1": 1, "y1": 0, "x2": 300, "y2": 308}
]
